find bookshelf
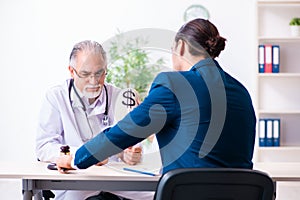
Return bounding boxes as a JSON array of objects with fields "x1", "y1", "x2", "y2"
[{"x1": 256, "y1": 0, "x2": 300, "y2": 163}]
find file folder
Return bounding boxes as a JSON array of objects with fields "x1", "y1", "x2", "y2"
[
  {"x1": 272, "y1": 45, "x2": 280, "y2": 73},
  {"x1": 273, "y1": 119, "x2": 280, "y2": 146},
  {"x1": 266, "y1": 119, "x2": 273, "y2": 146},
  {"x1": 259, "y1": 119, "x2": 266, "y2": 146},
  {"x1": 264, "y1": 45, "x2": 272, "y2": 73},
  {"x1": 258, "y1": 45, "x2": 265, "y2": 73}
]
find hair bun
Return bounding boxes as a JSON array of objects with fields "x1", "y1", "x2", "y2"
[
  {"x1": 205, "y1": 36, "x2": 226, "y2": 58},
  {"x1": 175, "y1": 18, "x2": 227, "y2": 58}
]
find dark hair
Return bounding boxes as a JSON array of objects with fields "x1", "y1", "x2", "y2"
[{"x1": 175, "y1": 18, "x2": 226, "y2": 58}]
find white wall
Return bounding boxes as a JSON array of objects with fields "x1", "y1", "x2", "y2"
[
  {"x1": 0, "y1": 0, "x2": 257, "y2": 163},
  {"x1": 0, "y1": 0, "x2": 257, "y2": 198},
  {"x1": 0, "y1": 0, "x2": 256, "y2": 162}
]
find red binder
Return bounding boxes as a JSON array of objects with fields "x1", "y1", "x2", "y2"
[{"x1": 264, "y1": 44, "x2": 272, "y2": 73}]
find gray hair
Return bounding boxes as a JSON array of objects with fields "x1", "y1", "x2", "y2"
[{"x1": 69, "y1": 40, "x2": 107, "y2": 68}]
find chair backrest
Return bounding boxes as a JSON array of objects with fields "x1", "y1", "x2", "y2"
[{"x1": 154, "y1": 168, "x2": 274, "y2": 200}]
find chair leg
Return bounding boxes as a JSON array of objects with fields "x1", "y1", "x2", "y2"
[
  {"x1": 42, "y1": 190, "x2": 55, "y2": 200},
  {"x1": 273, "y1": 181, "x2": 277, "y2": 200}
]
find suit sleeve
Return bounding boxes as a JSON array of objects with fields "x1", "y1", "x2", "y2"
[{"x1": 74, "y1": 72, "x2": 177, "y2": 169}]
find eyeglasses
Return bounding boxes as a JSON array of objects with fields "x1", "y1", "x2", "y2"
[{"x1": 72, "y1": 67, "x2": 107, "y2": 79}]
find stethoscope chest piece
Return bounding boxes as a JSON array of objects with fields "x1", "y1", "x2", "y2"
[{"x1": 102, "y1": 115, "x2": 109, "y2": 126}]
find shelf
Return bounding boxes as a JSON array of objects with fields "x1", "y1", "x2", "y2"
[
  {"x1": 256, "y1": 146, "x2": 300, "y2": 162},
  {"x1": 257, "y1": 3, "x2": 300, "y2": 38},
  {"x1": 258, "y1": 73, "x2": 300, "y2": 77},
  {"x1": 258, "y1": 110, "x2": 300, "y2": 114},
  {"x1": 258, "y1": 1, "x2": 300, "y2": 6},
  {"x1": 256, "y1": 0, "x2": 300, "y2": 165},
  {"x1": 258, "y1": 146, "x2": 300, "y2": 150},
  {"x1": 258, "y1": 37, "x2": 300, "y2": 42}
]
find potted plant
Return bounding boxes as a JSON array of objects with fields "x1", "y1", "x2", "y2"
[
  {"x1": 289, "y1": 17, "x2": 300, "y2": 36},
  {"x1": 106, "y1": 32, "x2": 165, "y2": 99}
]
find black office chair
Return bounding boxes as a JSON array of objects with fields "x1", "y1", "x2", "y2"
[
  {"x1": 42, "y1": 190, "x2": 55, "y2": 200},
  {"x1": 154, "y1": 168, "x2": 275, "y2": 200}
]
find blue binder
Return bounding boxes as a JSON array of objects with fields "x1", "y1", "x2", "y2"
[
  {"x1": 272, "y1": 119, "x2": 280, "y2": 146},
  {"x1": 259, "y1": 119, "x2": 266, "y2": 147},
  {"x1": 272, "y1": 45, "x2": 280, "y2": 73},
  {"x1": 258, "y1": 45, "x2": 265, "y2": 73},
  {"x1": 266, "y1": 119, "x2": 273, "y2": 146}
]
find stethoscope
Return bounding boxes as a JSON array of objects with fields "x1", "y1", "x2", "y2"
[{"x1": 68, "y1": 79, "x2": 110, "y2": 131}]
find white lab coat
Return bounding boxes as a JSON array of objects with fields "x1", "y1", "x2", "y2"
[
  {"x1": 36, "y1": 79, "x2": 155, "y2": 200},
  {"x1": 36, "y1": 79, "x2": 120, "y2": 162}
]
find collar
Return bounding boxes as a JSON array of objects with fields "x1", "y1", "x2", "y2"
[{"x1": 190, "y1": 58, "x2": 219, "y2": 71}]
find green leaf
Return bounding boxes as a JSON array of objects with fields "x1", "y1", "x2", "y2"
[
  {"x1": 289, "y1": 17, "x2": 300, "y2": 26},
  {"x1": 107, "y1": 31, "x2": 165, "y2": 99}
]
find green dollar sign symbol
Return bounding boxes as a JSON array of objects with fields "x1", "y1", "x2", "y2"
[{"x1": 122, "y1": 89, "x2": 136, "y2": 109}]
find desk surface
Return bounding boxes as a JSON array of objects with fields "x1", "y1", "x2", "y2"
[
  {"x1": 0, "y1": 161, "x2": 160, "y2": 182},
  {"x1": 2, "y1": 161, "x2": 300, "y2": 181},
  {"x1": 1, "y1": 161, "x2": 300, "y2": 182},
  {"x1": 0, "y1": 161, "x2": 161, "y2": 200},
  {"x1": 254, "y1": 162, "x2": 300, "y2": 181},
  {"x1": 0, "y1": 161, "x2": 300, "y2": 200}
]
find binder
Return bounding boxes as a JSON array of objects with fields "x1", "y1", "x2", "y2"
[
  {"x1": 258, "y1": 45, "x2": 265, "y2": 73},
  {"x1": 273, "y1": 119, "x2": 280, "y2": 146},
  {"x1": 272, "y1": 45, "x2": 280, "y2": 73},
  {"x1": 266, "y1": 119, "x2": 273, "y2": 146},
  {"x1": 264, "y1": 44, "x2": 272, "y2": 73},
  {"x1": 259, "y1": 119, "x2": 266, "y2": 146}
]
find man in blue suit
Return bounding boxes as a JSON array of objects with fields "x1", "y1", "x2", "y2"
[{"x1": 57, "y1": 18, "x2": 256, "y2": 176}]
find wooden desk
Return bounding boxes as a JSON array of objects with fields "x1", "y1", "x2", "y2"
[{"x1": 0, "y1": 161, "x2": 160, "y2": 200}]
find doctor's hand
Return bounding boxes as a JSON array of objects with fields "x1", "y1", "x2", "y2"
[
  {"x1": 56, "y1": 154, "x2": 75, "y2": 174},
  {"x1": 119, "y1": 146, "x2": 142, "y2": 165},
  {"x1": 95, "y1": 159, "x2": 108, "y2": 166}
]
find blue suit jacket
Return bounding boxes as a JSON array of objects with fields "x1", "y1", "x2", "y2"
[{"x1": 74, "y1": 58, "x2": 256, "y2": 173}]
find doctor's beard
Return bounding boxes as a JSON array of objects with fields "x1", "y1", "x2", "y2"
[{"x1": 82, "y1": 84, "x2": 102, "y2": 99}]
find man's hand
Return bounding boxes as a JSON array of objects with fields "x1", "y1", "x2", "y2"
[
  {"x1": 56, "y1": 154, "x2": 74, "y2": 173},
  {"x1": 119, "y1": 146, "x2": 142, "y2": 165}
]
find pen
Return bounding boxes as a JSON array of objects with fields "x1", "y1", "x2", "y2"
[{"x1": 123, "y1": 167, "x2": 156, "y2": 176}]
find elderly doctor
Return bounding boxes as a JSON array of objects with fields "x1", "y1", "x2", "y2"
[{"x1": 36, "y1": 40, "x2": 144, "y2": 200}]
